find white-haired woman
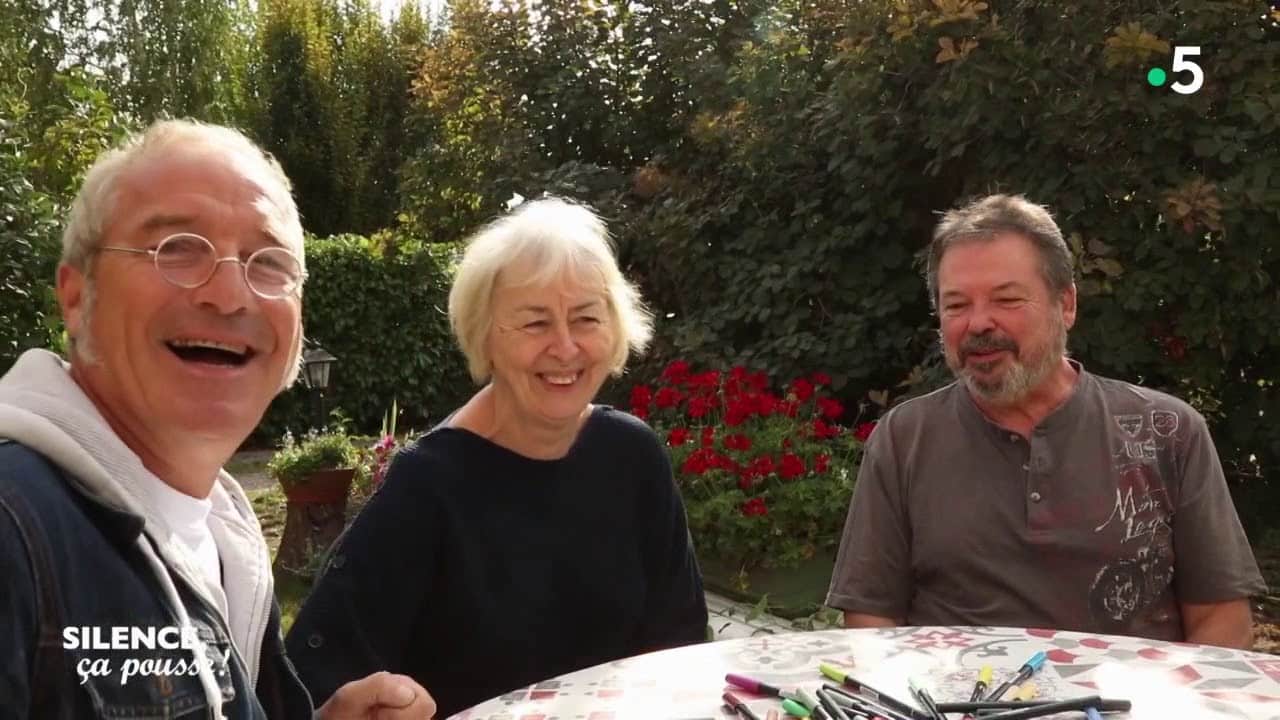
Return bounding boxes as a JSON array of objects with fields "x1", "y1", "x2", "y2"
[{"x1": 286, "y1": 198, "x2": 708, "y2": 717}]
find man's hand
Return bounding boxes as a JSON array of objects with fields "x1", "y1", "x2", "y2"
[{"x1": 316, "y1": 671, "x2": 436, "y2": 720}]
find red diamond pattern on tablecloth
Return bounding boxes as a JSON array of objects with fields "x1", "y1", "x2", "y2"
[
  {"x1": 1201, "y1": 690, "x2": 1280, "y2": 703},
  {"x1": 1255, "y1": 659, "x2": 1280, "y2": 683},
  {"x1": 1079, "y1": 637, "x2": 1111, "y2": 649},
  {"x1": 1169, "y1": 664, "x2": 1203, "y2": 685},
  {"x1": 1138, "y1": 647, "x2": 1170, "y2": 661},
  {"x1": 1025, "y1": 628, "x2": 1058, "y2": 639},
  {"x1": 1045, "y1": 649, "x2": 1078, "y2": 664},
  {"x1": 903, "y1": 629, "x2": 974, "y2": 650}
]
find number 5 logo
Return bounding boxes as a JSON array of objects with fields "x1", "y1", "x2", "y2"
[{"x1": 1170, "y1": 46, "x2": 1204, "y2": 95}]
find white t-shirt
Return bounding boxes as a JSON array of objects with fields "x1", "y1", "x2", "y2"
[{"x1": 134, "y1": 471, "x2": 230, "y2": 619}]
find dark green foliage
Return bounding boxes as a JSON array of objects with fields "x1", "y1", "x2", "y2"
[
  {"x1": 244, "y1": 0, "x2": 424, "y2": 237},
  {"x1": 0, "y1": 137, "x2": 61, "y2": 370},
  {"x1": 404, "y1": 0, "x2": 1279, "y2": 532},
  {"x1": 1, "y1": 14, "x2": 129, "y2": 371},
  {"x1": 256, "y1": 233, "x2": 470, "y2": 440},
  {"x1": 608, "y1": 0, "x2": 1280, "y2": 532}
]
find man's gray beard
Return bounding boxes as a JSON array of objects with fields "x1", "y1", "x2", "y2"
[{"x1": 949, "y1": 317, "x2": 1068, "y2": 408}]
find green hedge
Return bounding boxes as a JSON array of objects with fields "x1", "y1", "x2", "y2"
[{"x1": 255, "y1": 233, "x2": 471, "y2": 441}]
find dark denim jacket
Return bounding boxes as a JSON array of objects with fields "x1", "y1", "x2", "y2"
[{"x1": 0, "y1": 440, "x2": 314, "y2": 719}]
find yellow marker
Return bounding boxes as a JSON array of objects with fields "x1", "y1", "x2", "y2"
[
  {"x1": 969, "y1": 665, "x2": 994, "y2": 702},
  {"x1": 1011, "y1": 682, "x2": 1039, "y2": 701},
  {"x1": 818, "y1": 662, "x2": 848, "y2": 683}
]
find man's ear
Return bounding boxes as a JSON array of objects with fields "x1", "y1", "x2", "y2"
[
  {"x1": 57, "y1": 263, "x2": 86, "y2": 340},
  {"x1": 1061, "y1": 282, "x2": 1078, "y2": 331}
]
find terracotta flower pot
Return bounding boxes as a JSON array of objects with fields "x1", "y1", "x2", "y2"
[
  {"x1": 275, "y1": 468, "x2": 356, "y2": 578},
  {"x1": 282, "y1": 468, "x2": 355, "y2": 505}
]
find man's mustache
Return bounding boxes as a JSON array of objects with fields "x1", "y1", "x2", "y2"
[{"x1": 961, "y1": 333, "x2": 1018, "y2": 358}]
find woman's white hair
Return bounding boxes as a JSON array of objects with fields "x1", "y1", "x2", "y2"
[
  {"x1": 448, "y1": 197, "x2": 654, "y2": 383},
  {"x1": 60, "y1": 119, "x2": 307, "y2": 387}
]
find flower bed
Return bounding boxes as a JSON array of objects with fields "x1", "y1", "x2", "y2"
[{"x1": 630, "y1": 361, "x2": 875, "y2": 574}]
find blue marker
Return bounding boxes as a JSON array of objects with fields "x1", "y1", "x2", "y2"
[
  {"x1": 984, "y1": 651, "x2": 1047, "y2": 701},
  {"x1": 1085, "y1": 708, "x2": 1103, "y2": 720}
]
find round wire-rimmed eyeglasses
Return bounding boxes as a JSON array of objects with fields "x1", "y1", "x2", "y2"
[{"x1": 97, "y1": 232, "x2": 306, "y2": 299}]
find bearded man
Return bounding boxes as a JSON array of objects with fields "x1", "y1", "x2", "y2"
[{"x1": 826, "y1": 194, "x2": 1265, "y2": 648}]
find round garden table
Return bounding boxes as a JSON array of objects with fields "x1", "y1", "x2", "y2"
[{"x1": 451, "y1": 626, "x2": 1280, "y2": 720}]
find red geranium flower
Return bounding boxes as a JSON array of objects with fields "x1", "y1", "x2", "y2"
[
  {"x1": 688, "y1": 395, "x2": 717, "y2": 419},
  {"x1": 815, "y1": 454, "x2": 831, "y2": 473},
  {"x1": 681, "y1": 451, "x2": 710, "y2": 475},
  {"x1": 789, "y1": 378, "x2": 814, "y2": 402},
  {"x1": 817, "y1": 397, "x2": 844, "y2": 419},
  {"x1": 701, "y1": 426, "x2": 715, "y2": 448},
  {"x1": 813, "y1": 418, "x2": 840, "y2": 440},
  {"x1": 725, "y1": 401, "x2": 751, "y2": 427},
  {"x1": 655, "y1": 386, "x2": 683, "y2": 409},
  {"x1": 741, "y1": 497, "x2": 768, "y2": 517},
  {"x1": 780, "y1": 453, "x2": 805, "y2": 479},
  {"x1": 691, "y1": 370, "x2": 721, "y2": 391},
  {"x1": 667, "y1": 427, "x2": 690, "y2": 447},
  {"x1": 854, "y1": 421, "x2": 877, "y2": 442},
  {"x1": 811, "y1": 372, "x2": 832, "y2": 386},
  {"x1": 724, "y1": 433, "x2": 752, "y2": 451},
  {"x1": 630, "y1": 384, "x2": 653, "y2": 410},
  {"x1": 712, "y1": 452, "x2": 738, "y2": 472},
  {"x1": 662, "y1": 360, "x2": 691, "y2": 384},
  {"x1": 748, "y1": 454, "x2": 776, "y2": 477},
  {"x1": 632, "y1": 405, "x2": 649, "y2": 420}
]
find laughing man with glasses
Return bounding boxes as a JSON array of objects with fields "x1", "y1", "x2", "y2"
[{"x1": 0, "y1": 120, "x2": 435, "y2": 718}]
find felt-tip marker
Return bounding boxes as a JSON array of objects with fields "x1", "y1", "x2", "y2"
[
  {"x1": 945, "y1": 698, "x2": 1130, "y2": 713},
  {"x1": 970, "y1": 666, "x2": 993, "y2": 702},
  {"x1": 907, "y1": 679, "x2": 945, "y2": 720},
  {"x1": 727, "y1": 673, "x2": 788, "y2": 698},
  {"x1": 724, "y1": 692, "x2": 764, "y2": 720},
  {"x1": 984, "y1": 652, "x2": 1046, "y2": 701},
  {"x1": 781, "y1": 698, "x2": 812, "y2": 717},
  {"x1": 818, "y1": 664, "x2": 922, "y2": 720},
  {"x1": 976, "y1": 695, "x2": 1106, "y2": 720}
]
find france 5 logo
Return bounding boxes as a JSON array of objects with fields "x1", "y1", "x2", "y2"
[{"x1": 1146, "y1": 46, "x2": 1204, "y2": 95}]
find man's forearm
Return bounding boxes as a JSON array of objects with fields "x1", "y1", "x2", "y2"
[
  {"x1": 1182, "y1": 599, "x2": 1254, "y2": 649},
  {"x1": 843, "y1": 611, "x2": 901, "y2": 628}
]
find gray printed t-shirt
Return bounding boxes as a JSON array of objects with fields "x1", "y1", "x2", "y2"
[{"x1": 826, "y1": 364, "x2": 1266, "y2": 640}]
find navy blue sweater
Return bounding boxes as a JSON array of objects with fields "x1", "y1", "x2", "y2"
[{"x1": 286, "y1": 406, "x2": 708, "y2": 717}]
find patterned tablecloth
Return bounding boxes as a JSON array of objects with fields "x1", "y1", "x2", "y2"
[{"x1": 452, "y1": 627, "x2": 1280, "y2": 720}]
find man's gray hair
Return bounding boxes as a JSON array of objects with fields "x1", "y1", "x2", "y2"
[
  {"x1": 926, "y1": 194, "x2": 1075, "y2": 310},
  {"x1": 61, "y1": 119, "x2": 304, "y2": 271}
]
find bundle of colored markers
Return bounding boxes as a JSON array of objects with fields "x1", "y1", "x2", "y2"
[{"x1": 722, "y1": 652, "x2": 1130, "y2": 720}]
